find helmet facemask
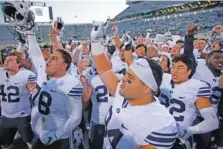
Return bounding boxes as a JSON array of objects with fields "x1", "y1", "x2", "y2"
[{"x1": 2, "y1": 1, "x2": 35, "y2": 31}]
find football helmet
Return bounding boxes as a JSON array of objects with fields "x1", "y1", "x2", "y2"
[
  {"x1": 1, "y1": 1, "x2": 35, "y2": 31},
  {"x1": 54, "y1": 17, "x2": 64, "y2": 37}
]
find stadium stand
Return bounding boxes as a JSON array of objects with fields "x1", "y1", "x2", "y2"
[{"x1": 0, "y1": 1, "x2": 222, "y2": 44}]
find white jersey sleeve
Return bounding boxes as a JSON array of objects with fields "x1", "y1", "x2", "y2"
[
  {"x1": 159, "y1": 73, "x2": 172, "y2": 107},
  {"x1": 27, "y1": 71, "x2": 37, "y2": 83},
  {"x1": 195, "y1": 81, "x2": 211, "y2": 99},
  {"x1": 27, "y1": 35, "x2": 47, "y2": 86}
]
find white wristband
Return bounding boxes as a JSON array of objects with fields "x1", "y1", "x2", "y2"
[{"x1": 91, "y1": 42, "x2": 104, "y2": 56}]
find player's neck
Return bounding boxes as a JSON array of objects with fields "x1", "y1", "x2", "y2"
[
  {"x1": 6, "y1": 69, "x2": 19, "y2": 77},
  {"x1": 52, "y1": 71, "x2": 66, "y2": 78},
  {"x1": 128, "y1": 95, "x2": 153, "y2": 106},
  {"x1": 174, "y1": 79, "x2": 188, "y2": 85}
]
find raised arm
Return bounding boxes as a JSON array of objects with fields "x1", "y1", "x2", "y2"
[
  {"x1": 50, "y1": 24, "x2": 63, "y2": 50},
  {"x1": 91, "y1": 21, "x2": 119, "y2": 96},
  {"x1": 184, "y1": 25, "x2": 199, "y2": 77}
]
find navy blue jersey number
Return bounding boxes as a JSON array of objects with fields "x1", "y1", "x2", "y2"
[
  {"x1": 38, "y1": 91, "x2": 52, "y2": 115},
  {"x1": 95, "y1": 85, "x2": 108, "y2": 102},
  {"x1": 169, "y1": 98, "x2": 186, "y2": 121},
  {"x1": 0, "y1": 85, "x2": 20, "y2": 102},
  {"x1": 107, "y1": 129, "x2": 123, "y2": 148}
]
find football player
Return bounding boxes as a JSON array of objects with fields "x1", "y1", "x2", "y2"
[
  {"x1": 161, "y1": 54, "x2": 219, "y2": 148},
  {"x1": 81, "y1": 67, "x2": 113, "y2": 149},
  {"x1": 22, "y1": 24, "x2": 84, "y2": 148},
  {"x1": 0, "y1": 52, "x2": 36, "y2": 149},
  {"x1": 90, "y1": 21, "x2": 178, "y2": 149},
  {"x1": 31, "y1": 49, "x2": 83, "y2": 149}
]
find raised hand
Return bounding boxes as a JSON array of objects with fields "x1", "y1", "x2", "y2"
[
  {"x1": 111, "y1": 23, "x2": 118, "y2": 35},
  {"x1": 121, "y1": 31, "x2": 132, "y2": 51},
  {"x1": 90, "y1": 20, "x2": 109, "y2": 42},
  {"x1": 186, "y1": 24, "x2": 200, "y2": 36}
]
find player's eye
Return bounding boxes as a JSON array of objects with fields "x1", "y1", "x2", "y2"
[
  {"x1": 127, "y1": 80, "x2": 132, "y2": 84},
  {"x1": 51, "y1": 56, "x2": 58, "y2": 60}
]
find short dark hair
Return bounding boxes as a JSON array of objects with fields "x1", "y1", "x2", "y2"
[
  {"x1": 172, "y1": 54, "x2": 193, "y2": 78},
  {"x1": 42, "y1": 45, "x2": 50, "y2": 49},
  {"x1": 207, "y1": 50, "x2": 223, "y2": 59},
  {"x1": 56, "y1": 49, "x2": 72, "y2": 71},
  {"x1": 8, "y1": 52, "x2": 21, "y2": 63},
  {"x1": 136, "y1": 44, "x2": 147, "y2": 54},
  {"x1": 176, "y1": 39, "x2": 184, "y2": 44},
  {"x1": 172, "y1": 54, "x2": 193, "y2": 69},
  {"x1": 161, "y1": 55, "x2": 171, "y2": 68}
]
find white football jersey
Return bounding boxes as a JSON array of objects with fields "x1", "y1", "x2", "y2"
[
  {"x1": 160, "y1": 78, "x2": 211, "y2": 128},
  {"x1": 193, "y1": 60, "x2": 222, "y2": 112},
  {"x1": 0, "y1": 68, "x2": 36, "y2": 118},
  {"x1": 88, "y1": 75, "x2": 113, "y2": 125},
  {"x1": 103, "y1": 82, "x2": 177, "y2": 149},
  {"x1": 31, "y1": 74, "x2": 83, "y2": 139},
  {"x1": 67, "y1": 63, "x2": 78, "y2": 78},
  {"x1": 159, "y1": 73, "x2": 172, "y2": 106}
]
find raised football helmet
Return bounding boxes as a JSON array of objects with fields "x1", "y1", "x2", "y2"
[
  {"x1": 53, "y1": 17, "x2": 64, "y2": 37},
  {"x1": 1, "y1": 1, "x2": 35, "y2": 31}
]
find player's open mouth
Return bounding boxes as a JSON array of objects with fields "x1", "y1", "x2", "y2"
[{"x1": 172, "y1": 75, "x2": 177, "y2": 79}]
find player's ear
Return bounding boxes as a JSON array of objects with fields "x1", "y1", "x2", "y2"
[
  {"x1": 62, "y1": 63, "x2": 68, "y2": 70},
  {"x1": 144, "y1": 86, "x2": 152, "y2": 94},
  {"x1": 187, "y1": 69, "x2": 192, "y2": 77}
]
